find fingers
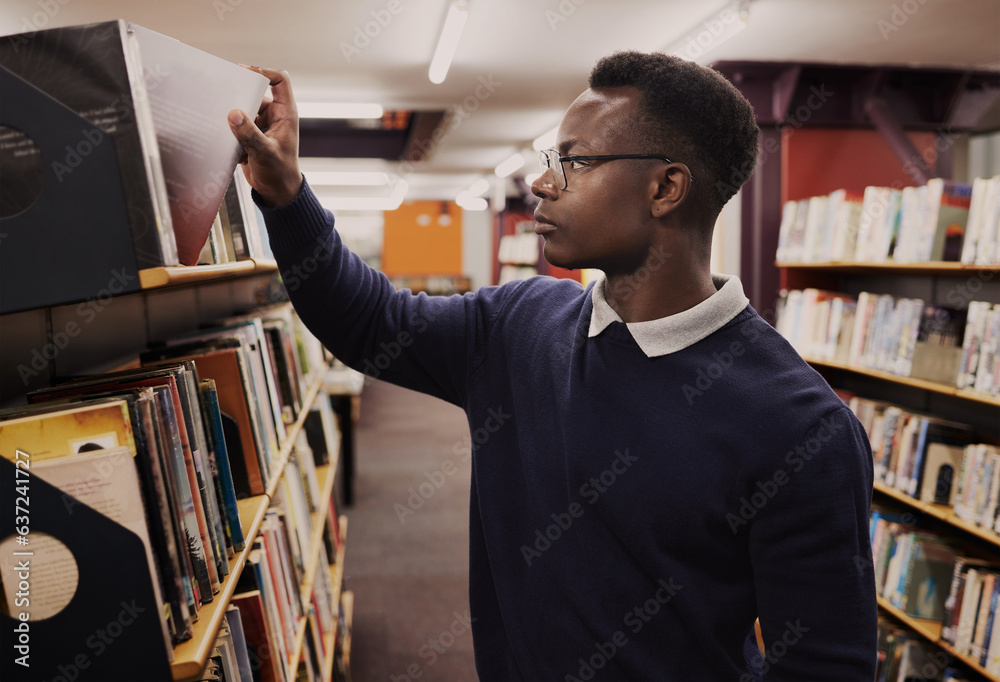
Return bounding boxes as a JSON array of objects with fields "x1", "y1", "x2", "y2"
[
  {"x1": 242, "y1": 65, "x2": 295, "y2": 107},
  {"x1": 227, "y1": 109, "x2": 269, "y2": 153}
]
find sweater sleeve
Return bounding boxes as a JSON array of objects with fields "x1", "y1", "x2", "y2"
[
  {"x1": 254, "y1": 179, "x2": 503, "y2": 408},
  {"x1": 746, "y1": 405, "x2": 878, "y2": 681}
]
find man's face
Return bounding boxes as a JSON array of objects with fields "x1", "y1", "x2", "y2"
[{"x1": 531, "y1": 86, "x2": 663, "y2": 275}]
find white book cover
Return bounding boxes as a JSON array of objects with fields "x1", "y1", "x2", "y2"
[
  {"x1": 974, "y1": 305, "x2": 1000, "y2": 395},
  {"x1": 801, "y1": 195, "x2": 828, "y2": 263},
  {"x1": 918, "y1": 178, "x2": 946, "y2": 262},
  {"x1": 974, "y1": 176, "x2": 999, "y2": 265},
  {"x1": 120, "y1": 21, "x2": 179, "y2": 267},
  {"x1": 895, "y1": 185, "x2": 924, "y2": 263},
  {"x1": 962, "y1": 177, "x2": 989, "y2": 264},
  {"x1": 775, "y1": 200, "x2": 797, "y2": 262},
  {"x1": 130, "y1": 22, "x2": 270, "y2": 265}
]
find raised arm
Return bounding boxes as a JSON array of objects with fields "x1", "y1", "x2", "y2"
[{"x1": 227, "y1": 67, "x2": 503, "y2": 407}]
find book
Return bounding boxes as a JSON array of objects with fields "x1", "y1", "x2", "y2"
[
  {"x1": 124, "y1": 24, "x2": 269, "y2": 265},
  {"x1": 902, "y1": 539, "x2": 957, "y2": 620},
  {"x1": 0, "y1": 21, "x2": 269, "y2": 269},
  {"x1": 231, "y1": 590, "x2": 282, "y2": 682},
  {"x1": 200, "y1": 379, "x2": 246, "y2": 553},
  {"x1": 144, "y1": 343, "x2": 267, "y2": 497},
  {"x1": 0, "y1": 20, "x2": 176, "y2": 269},
  {"x1": 31, "y1": 367, "x2": 227, "y2": 594},
  {"x1": 225, "y1": 604, "x2": 255, "y2": 682},
  {"x1": 0, "y1": 446, "x2": 173, "y2": 659},
  {"x1": 923, "y1": 178, "x2": 973, "y2": 262}
]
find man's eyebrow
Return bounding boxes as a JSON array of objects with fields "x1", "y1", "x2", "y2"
[{"x1": 558, "y1": 138, "x2": 596, "y2": 155}]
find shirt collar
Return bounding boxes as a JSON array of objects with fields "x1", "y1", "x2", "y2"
[{"x1": 587, "y1": 273, "x2": 749, "y2": 357}]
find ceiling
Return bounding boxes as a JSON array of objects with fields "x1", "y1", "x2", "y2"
[{"x1": 2, "y1": 0, "x2": 998, "y2": 206}]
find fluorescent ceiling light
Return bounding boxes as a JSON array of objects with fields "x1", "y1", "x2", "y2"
[
  {"x1": 428, "y1": 1, "x2": 469, "y2": 85},
  {"x1": 532, "y1": 126, "x2": 558, "y2": 151},
  {"x1": 495, "y1": 153, "x2": 525, "y2": 178},
  {"x1": 298, "y1": 102, "x2": 384, "y2": 119},
  {"x1": 466, "y1": 178, "x2": 490, "y2": 196},
  {"x1": 456, "y1": 194, "x2": 488, "y2": 211},
  {"x1": 306, "y1": 171, "x2": 390, "y2": 186},
  {"x1": 318, "y1": 180, "x2": 409, "y2": 211},
  {"x1": 524, "y1": 172, "x2": 542, "y2": 185}
]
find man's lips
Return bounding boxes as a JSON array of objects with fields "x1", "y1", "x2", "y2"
[{"x1": 534, "y1": 214, "x2": 556, "y2": 235}]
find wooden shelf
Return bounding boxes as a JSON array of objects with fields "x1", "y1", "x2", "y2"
[
  {"x1": 287, "y1": 464, "x2": 340, "y2": 675},
  {"x1": 138, "y1": 258, "x2": 279, "y2": 290},
  {"x1": 776, "y1": 261, "x2": 1000, "y2": 277},
  {"x1": 172, "y1": 369, "x2": 328, "y2": 681},
  {"x1": 877, "y1": 597, "x2": 999, "y2": 681},
  {"x1": 171, "y1": 494, "x2": 269, "y2": 680},
  {"x1": 139, "y1": 262, "x2": 257, "y2": 288},
  {"x1": 873, "y1": 482, "x2": 1000, "y2": 548},
  {"x1": 801, "y1": 355, "x2": 1000, "y2": 407}
]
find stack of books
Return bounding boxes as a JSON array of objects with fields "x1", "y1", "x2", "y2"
[
  {"x1": 777, "y1": 288, "x2": 1000, "y2": 394},
  {"x1": 776, "y1": 177, "x2": 1000, "y2": 264},
  {"x1": 0, "y1": 304, "x2": 333, "y2": 669}
]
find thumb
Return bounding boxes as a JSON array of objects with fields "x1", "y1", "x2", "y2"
[{"x1": 228, "y1": 109, "x2": 267, "y2": 152}]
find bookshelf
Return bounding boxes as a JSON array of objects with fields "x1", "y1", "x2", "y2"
[
  {"x1": 715, "y1": 60, "x2": 1000, "y2": 679},
  {"x1": 878, "y1": 597, "x2": 999, "y2": 681},
  {"x1": 0, "y1": 237, "x2": 353, "y2": 682}
]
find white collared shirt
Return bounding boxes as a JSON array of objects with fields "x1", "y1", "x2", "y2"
[{"x1": 587, "y1": 273, "x2": 750, "y2": 357}]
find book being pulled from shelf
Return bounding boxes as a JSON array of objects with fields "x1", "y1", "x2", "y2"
[
  {"x1": 0, "y1": 20, "x2": 269, "y2": 269},
  {"x1": 775, "y1": 177, "x2": 991, "y2": 264}
]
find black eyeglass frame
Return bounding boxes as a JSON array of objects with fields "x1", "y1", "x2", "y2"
[{"x1": 539, "y1": 149, "x2": 695, "y2": 190}]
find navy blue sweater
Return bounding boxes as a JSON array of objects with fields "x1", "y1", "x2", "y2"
[{"x1": 259, "y1": 181, "x2": 878, "y2": 681}]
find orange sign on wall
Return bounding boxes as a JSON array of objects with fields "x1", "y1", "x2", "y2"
[{"x1": 382, "y1": 200, "x2": 463, "y2": 276}]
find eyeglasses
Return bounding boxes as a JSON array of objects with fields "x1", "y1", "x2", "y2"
[{"x1": 538, "y1": 149, "x2": 694, "y2": 190}]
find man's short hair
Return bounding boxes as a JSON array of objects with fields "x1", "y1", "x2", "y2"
[{"x1": 589, "y1": 51, "x2": 759, "y2": 214}]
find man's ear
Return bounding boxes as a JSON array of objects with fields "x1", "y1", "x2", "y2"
[{"x1": 650, "y1": 163, "x2": 692, "y2": 218}]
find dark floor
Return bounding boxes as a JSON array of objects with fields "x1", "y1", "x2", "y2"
[{"x1": 343, "y1": 378, "x2": 479, "y2": 682}]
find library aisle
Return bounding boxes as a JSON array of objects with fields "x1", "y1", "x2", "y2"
[{"x1": 344, "y1": 378, "x2": 478, "y2": 681}]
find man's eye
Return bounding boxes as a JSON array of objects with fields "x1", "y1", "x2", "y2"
[{"x1": 567, "y1": 159, "x2": 589, "y2": 171}]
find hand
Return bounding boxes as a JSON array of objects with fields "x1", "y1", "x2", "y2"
[{"x1": 228, "y1": 66, "x2": 303, "y2": 207}]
